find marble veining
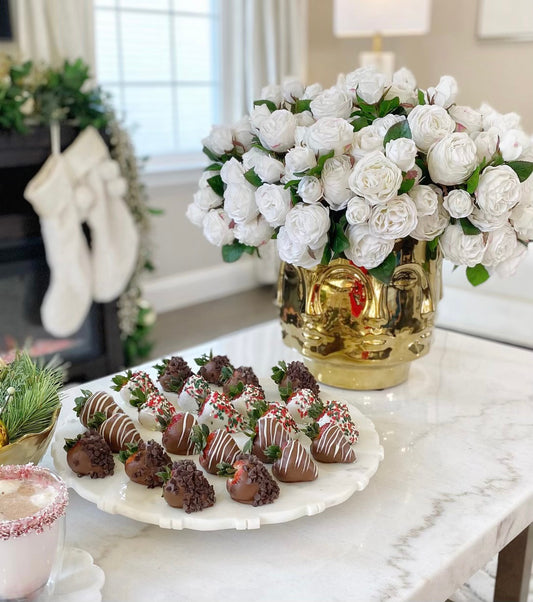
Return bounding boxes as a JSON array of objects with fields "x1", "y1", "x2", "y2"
[{"x1": 42, "y1": 321, "x2": 533, "y2": 602}]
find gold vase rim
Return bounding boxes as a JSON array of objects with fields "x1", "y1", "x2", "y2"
[{"x1": 0, "y1": 406, "x2": 61, "y2": 454}]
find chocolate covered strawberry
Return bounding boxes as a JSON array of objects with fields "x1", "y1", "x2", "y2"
[
  {"x1": 161, "y1": 412, "x2": 198, "y2": 455},
  {"x1": 155, "y1": 356, "x2": 193, "y2": 394},
  {"x1": 111, "y1": 370, "x2": 158, "y2": 405},
  {"x1": 195, "y1": 351, "x2": 233, "y2": 385},
  {"x1": 190, "y1": 424, "x2": 241, "y2": 474},
  {"x1": 161, "y1": 460, "x2": 215, "y2": 513},
  {"x1": 248, "y1": 403, "x2": 298, "y2": 463},
  {"x1": 271, "y1": 360, "x2": 319, "y2": 401},
  {"x1": 285, "y1": 388, "x2": 319, "y2": 425},
  {"x1": 231, "y1": 384, "x2": 265, "y2": 417},
  {"x1": 222, "y1": 365, "x2": 261, "y2": 398},
  {"x1": 219, "y1": 454, "x2": 279, "y2": 506},
  {"x1": 197, "y1": 391, "x2": 243, "y2": 433},
  {"x1": 307, "y1": 423, "x2": 356, "y2": 464},
  {"x1": 119, "y1": 440, "x2": 171, "y2": 488},
  {"x1": 266, "y1": 440, "x2": 318, "y2": 482},
  {"x1": 314, "y1": 400, "x2": 359, "y2": 445},
  {"x1": 64, "y1": 431, "x2": 114, "y2": 479},
  {"x1": 89, "y1": 411, "x2": 142, "y2": 453},
  {"x1": 74, "y1": 389, "x2": 123, "y2": 428},
  {"x1": 138, "y1": 392, "x2": 176, "y2": 431},
  {"x1": 178, "y1": 374, "x2": 210, "y2": 413}
]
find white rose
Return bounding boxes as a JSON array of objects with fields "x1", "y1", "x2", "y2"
[
  {"x1": 345, "y1": 196, "x2": 372, "y2": 225},
  {"x1": 255, "y1": 184, "x2": 292, "y2": 227},
  {"x1": 345, "y1": 224, "x2": 394, "y2": 269},
  {"x1": 202, "y1": 125, "x2": 233, "y2": 156},
  {"x1": 500, "y1": 129, "x2": 530, "y2": 162},
  {"x1": 407, "y1": 105, "x2": 455, "y2": 152},
  {"x1": 483, "y1": 224, "x2": 518, "y2": 266},
  {"x1": 284, "y1": 203, "x2": 330, "y2": 249},
  {"x1": 260, "y1": 84, "x2": 282, "y2": 106},
  {"x1": 234, "y1": 216, "x2": 274, "y2": 247},
  {"x1": 258, "y1": 109, "x2": 296, "y2": 152},
  {"x1": 202, "y1": 209, "x2": 234, "y2": 246},
  {"x1": 295, "y1": 111, "x2": 315, "y2": 127},
  {"x1": 443, "y1": 189, "x2": 474, "y2": 218},
  {"x1": 511, "y1": 201, "x2": 533, "y2": 240},
  {"x1": 344, "y1": 66, "x2": 387, "y2": 104},
  {"x1": 242, "y1": 147, "x2": 264, "y2": 171},
  {"x1": 448, "y1": 105, "x2": 482, "y2": 134},
  {"x1": 427, "y1": 132, "x2": 478, "y2": 185},
  {"x1": 282, "y1": 77, "x2": 305, "y2": 103},
  {"x1": 476, "y1": 165, "x2": 521, "y2": 218},
  {"x1": 277, "y1": 226, "x2": 324, "y2": 269},
  {"x1": 186, "y1": 202, "x2": 207, "y2": 227},
  {"x1": 224, "y1": 183, "x2": 258, "y2": 224},
  {"x1": 351, "y1": 125, "x2": 383, "y2": 160},
  {"x1": 479, "y1": 103, "x2": 521, "y2": 132},
  {"x1": 303, "y1": 82, "x2": 323, "y2": 100},
  {"x1": 198, "y1": 171, "x2": 213, "y2": 189},
  {"x1": 321, "y1": 155, "x2": 352, "y2": 209},
  {"x1": 392, "y1": 67, "x2": 417, "y2": 90},
  {"x1": 472, "y1": 129, "x2": 499, "y2": 163},
  {"x1": 372, "y1": 114, "x2": 406, "y2": 138},
  {"x1": 193, "y1": 187, "x2": 222, "y2": 211},
  {"x1": 385, "y1": 137, "x2": 417, "y2": 172},
  {"x1": 252, "y1": 152, "x2": 285, "y2": 184},
  {"x1": 250, "y1": 104, "x2": 272, "y2": 135},
  {"x1": 310, "y1": 87, "x2": 352, "y2": 120},
  {"x1": 384, "y1": 85, "x2": 417, "y2": 106},
  {"x1": 297, "y1": 176, "x2": 323, "y2": 204},
  {"x1": 439, "y1": 223, "x2": 486, "y2": 267},
  {"x1": 284, "y1": 146, "x2": 317, "y2": 180},
  {"x1": 427, "y1": 75, "x2": 458, "y2": 108},
  {"x1": 220, "y1": 157, "x2": 245, "y2": 185},
  {"x1": 469, "y1": 206, "x2": 510, "y2": 232},
  {"x1": 233, "y1": 116, "x2": 253, "y2": 152},
  {"x1": 409, "y1": 185, "x2": 438, "y2": 216},
  {"x1": 294, "y1": 126, "x2": 307, "y2": 146},
  {"x1": 494, "y1": 243, "x2": 527, "y2": 278},
  {"x1": 368, "y1": 194, "x2": 418, "y2": 240},
  {"x1": 348, "y1": 150, "x2": 403, "y2": 205},
  {"x1": 410, "y1": 204, "x2": 450, "y2": 241},
  {"x1": 304, "y1": 117, "x2": 354, "y2": 156}
]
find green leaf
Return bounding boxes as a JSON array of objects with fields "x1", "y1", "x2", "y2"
[
  {"x1": 377, "y1": 96, "x2": 400, "y2": 117},
  {"x1": 417, "y1": 89, "x2": 426, "y2": 105},
  {"x1": 253, "y1": 99, "x2": 277, "y2": 112},
  {"x1": 301, "y1": 149, "x2": 335, "y2": 178},
  {"x1": 320, "y1": 244, "x2": 332, "y2": 265},
  {"x1": 426, "y1": 236, "x2": 440, "y2": 261},
  {"x1": 368, "y1": 252, "x2": 397, "y2": 285},
  {"x1": 466, "y1": 165, "x2": 481, "y2": 194},
  {"x1": 202, "y1": 145, "x2": 220, "y2": 162},
  {"x1": 505, "y1": 160, "x2": 533, "y2": 183},
  {"x1": 207, "y1": 174, "x2": 224, "y2": 197},
  {"x1": 383, "y1": 120, "x2": 412, "y2": 146},
  {"x1": 283, "y1": 179, "x2": 300, "y2": 189},
  {"x1": 290, "y1": 188, "x2": 301, "y2": 206},
  {"x1": 331, "y1": 222, "x2": 350, "y2": 255},
  {"x1": 356, "y1": 94, "x2": 377, "y2": 117},
  {"x1": 351, "y1": 116, "x2": 370, "y2": 132},
  {"x1": 221, "y1": 242, "x2": 256, "y2": 263},
  {"x1": 466, "y1": 264, "x2": 490, "y2": 286},
  {"x1": 398, "y1": 177, "x2": 415, "y2": 194},
  {"x1": 244, "y1": 168, "x2": 263, "y2": 188},
  {"x1": 459, "y1": 217, "x2": 481, "y2": 236},
  {"x1": 147, "y1": 207, "x2": 164, "y2": 216},
  {"x1": 205, "y1": 163, "x2": 222, "y2": 172},
  {"x1": 294, "y1": 99, "x2": 312, "y2": 113}
]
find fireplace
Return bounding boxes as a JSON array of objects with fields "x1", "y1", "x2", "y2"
[{"x1": 0, "y1": 126, "x2": 124, "y2": 382}]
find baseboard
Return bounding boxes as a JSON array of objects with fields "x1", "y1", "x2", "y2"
[{"x1": 143, "y1": 260, "x2": 258, "y2": 314}]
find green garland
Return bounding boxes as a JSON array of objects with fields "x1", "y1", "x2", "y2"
[{"x1": 0, "y1": 56, "x2": 157, "y2": 366}]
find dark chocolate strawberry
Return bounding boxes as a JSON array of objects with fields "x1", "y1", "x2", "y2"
[
  {"x1": 119, "y1": 440, "x2": 171, "y2": 488},
  {"x1": 219, "y1": 454, "x2": 279, "y2": 506},
  {"x1": 161, "y1": 412, "x2": 198, "y2": 455},
  {"x1": 190, "y1": 424, "x2": 241, "y2": 474},
  {"x1": 307, "y1": 423, "x2": 356, "y2": 464},
  {"x1": 222, "y1": 365, "x2": 262, "y2": 398},
  {"x1": 64, "y1": 431, "x2": 114, "y2": 478},
  {"x1": 195, "y1": 351, "x2": 233, "y2": 385},
  {"x1": 157, "y1": 356, "x2": 193, "y2": 394},
  {"x1": 161, "y1": 460, "x2": 216, "y2": 513},
  {"x1": 271, "y1": 360, "x2": 320, "y2": 401},
  {"x1": 266, "y1": 440, "x2": 318, "y2": 482}
]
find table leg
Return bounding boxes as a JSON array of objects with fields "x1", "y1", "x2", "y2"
[{"x1": 494, "y1": 523, "x2": 533, "y2": 602}]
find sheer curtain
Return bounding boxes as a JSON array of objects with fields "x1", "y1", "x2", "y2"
[
  {"x1": 12, "y1": 0, "x2": 95, "y2": 72},
  {"x1": 221, "y1": 0, "x2": 308, "y2": 123}
]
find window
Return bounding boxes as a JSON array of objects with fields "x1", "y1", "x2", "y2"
[{"x1": 94, "y1": 0, "x2": 221, "y2": 169}]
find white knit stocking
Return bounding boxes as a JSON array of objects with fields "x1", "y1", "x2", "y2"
[{"x1": 24, "y1": 155, "x2": 92, "y2": 337}]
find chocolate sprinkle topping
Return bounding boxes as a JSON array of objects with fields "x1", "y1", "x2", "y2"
[
  {"x1": 127, "y1": 440, "x2": 171, "y2": 488},
  {"x1": 222, "y1": 365, "x2": 263, "y2": 397},
  {"x1": 199, "y1": 355, "x2": 232, "y2": 385},
  {"x1": 69, "y1": 430, "x2": 114, "y2": 479},
  {"x1": 282, "y1": 361, "x2": 320, "y2": 397},
  {"x1": 159, "y1": 356, "x2": 194, "y2": 393},
  {"x1": 165, "y1": 460, "x2": 215, "y2": 513},
  {"x1": 235, "y1": 453, "x2": 280, "y2": 507}
]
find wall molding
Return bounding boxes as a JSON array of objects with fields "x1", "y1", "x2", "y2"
[{"x1": 143, "y1": 261, "x2": 258, "y2": 314}]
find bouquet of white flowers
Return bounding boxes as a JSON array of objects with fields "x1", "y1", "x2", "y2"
[{"x1": 187, "y1": 66, "x2": 533, "y2": 285}]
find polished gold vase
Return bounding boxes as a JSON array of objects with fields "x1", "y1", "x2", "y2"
[{"x1": 278, "y1": 240, "x2": 442, "y2": 390}]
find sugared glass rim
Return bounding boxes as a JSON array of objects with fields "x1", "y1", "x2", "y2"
[{"x1": 0, "y1": 464, "x2": 68, "y2": 540}]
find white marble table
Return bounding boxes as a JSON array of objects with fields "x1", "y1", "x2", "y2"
[{"x1": 42, "y1": 320, "x2": 533, "y2": 602}]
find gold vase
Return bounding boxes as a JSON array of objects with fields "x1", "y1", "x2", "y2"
[{"x1": 278, "y1": 239, "x2": 442, "y2": 390}]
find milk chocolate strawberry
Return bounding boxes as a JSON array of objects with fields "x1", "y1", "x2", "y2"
[
  {"x1": 222, "y1": 366, "x2": 261, "y2": 398},
  {"x1": 161, "y1": 412, "x2": 198, "y2": 455},
  {"x1": 64, "y1": 431, "x2": 114, "y2": 478},
  {"x1": 119, "y1": 440, "x2": 171, "y2": 488},
  {"x1": 271, "y1": 360, "x2": 320, "y2": 401},
  {"x1": 138, "y1": 392, "x2": 176, "y2": 431},
  {"x1": 190, "y1": 424, "x2": 241, "y2": 475},
  {"x1": 266, "y1": 440, "x2": 318, "y2": 482},
  {"x1": 74, "y1": 389, "x2": 123, "y2": 428},
  {"x1": 161, "y1": 460, "x2": 216, "y2": 513},
  {"x1": 219, "y1": 454, "x2": 279, "y2": 506},
  {"x1": 90, "y1": 411, "x2": 142, "y2": 453},
  {"x1": 156, "y1": 356, "x2": 193, "y2": 394},
  {"x1": 247, "y1": 402, "x2": 298, "y2": 463},
  {"x1": 307, "y1": 423, "x2": 356, "y2": 464},
  {"x1": 195, "y1": 351, "x2": 233, "y2": 385}
]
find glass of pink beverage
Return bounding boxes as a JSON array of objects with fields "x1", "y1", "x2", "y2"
[{"x1": 0, "y1": 464, "x2": 68, "y2": 601}]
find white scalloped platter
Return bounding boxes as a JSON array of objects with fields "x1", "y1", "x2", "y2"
[{"x1": 51, "y1": 386, "x2": 384, "y2": 531}]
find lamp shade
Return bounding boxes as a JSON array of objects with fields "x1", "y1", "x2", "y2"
[{"x1": 333, "y1": 0, "x2": 431, "y2": 38}]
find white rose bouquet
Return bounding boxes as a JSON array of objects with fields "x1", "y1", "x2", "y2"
[{"x1": 188, "y1": 67, "x2": 533, "y2": 286}]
